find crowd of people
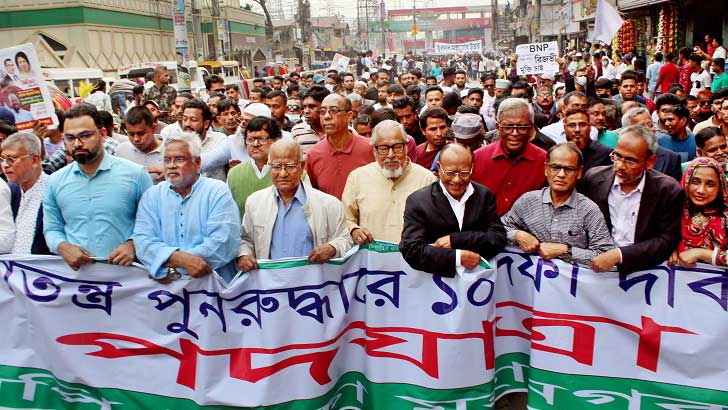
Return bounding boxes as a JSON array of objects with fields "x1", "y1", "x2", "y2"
[{"x1": 1, "y1": 37, "x2": 728, "y2": 291}]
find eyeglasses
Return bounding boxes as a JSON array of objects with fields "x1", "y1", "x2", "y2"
[
  {"x1": 163, "y1": 156, "x2": 190, "y2": 166},
  {"x1": 63, "y1": 130, "x2": 97, "y2": 144},
  {"x1": 547, "y1": 164, "x2": 578, "y2": 175},
  {"x1": 317, "y1": 107, "x2": 348, "y2": 116},
  {"x1": 269, "y1": 163, "x2": 300, "y2": 173},
  {"x1": 0, "y1": 154, "x2": 31, "y2": 167},
  {"x1": 245, "y1": 136, "x2": 272, "y2": 145},
  {"x1": 374, "y1": 143, "x2": 405, "y2": 155},
  {"x1": 212, "y1": 88, "x2": 225, "y2": 93},
  {"x1": 484, "y1": 83, "x2": 496, "y2": 88},
  {"x1": 288, "y1": 105, "x2": 302, "y2": 111},
  {"x1": 699, "y1": 101, "x2": 711, "y2": 106},
  {"x1": 609, "y1": 151, "x2": 643, "y2": 167},
  {"x1": 499, "y1": 124, "x2": 532, "y2": 135},
  {"x1": 440, "y1": 168, "x2": 473, "y2": 179}
]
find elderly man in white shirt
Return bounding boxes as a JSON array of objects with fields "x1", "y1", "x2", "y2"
[{"x1": 1, "y1": 132, "x2": 49, "y2": 254}]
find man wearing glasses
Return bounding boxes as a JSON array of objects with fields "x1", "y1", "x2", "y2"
[
  {"x1": 501, "y1": 143, "x2": 614, "y2": 265},
  {"x1": 341, "y1": 120, "x2": 436, "y2": 245},
  {"x1": 43, "y1": 103, "x2": 153, "y2": 271},
  {"x1": 305, "y1": 93, "x2": 374, "y2": 199},
  {"x1": 1, "y1": 132, "x2": 49, "y2": 254},
  {"x1": 472, "y1": 98, "x2": 548, "y2": 216},
  {"x1": 400, "y1": 143, "x2": 506, "y2": 277},
  {"x1": 237, "y1": 139, "x2": 350, "y2": 272},
  {"x1": 579, "y1": 125, "x2": 683, "y2": 273},
  {"x1": 133, "y1": 132, "x2": 240, "y2": 283}
]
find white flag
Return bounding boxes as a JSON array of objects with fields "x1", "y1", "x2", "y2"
[{"x1": 593, "y1": 0, "x2": 624, "y2": 44}]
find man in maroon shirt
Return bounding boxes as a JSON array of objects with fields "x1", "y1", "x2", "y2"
[
  {"x1": 414, "y1": 107, "x2": 449, "y2": 169},
  {"x1": 305, "y1": 94, "x2": 374, "y2": 199},
  {"x1": 655, "y1": 53, "x2": 680, "y2": 96},
  {"x1": 472, "y1": 98, "x2": 547, "y2": 216}
]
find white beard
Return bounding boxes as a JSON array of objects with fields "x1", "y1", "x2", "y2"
[{"x1": 379, "y1": 164, "x2": 404, "y2": 179}]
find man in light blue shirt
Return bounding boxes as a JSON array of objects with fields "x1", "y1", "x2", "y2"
[
  {"x1": 646, "y1": 53, "x2": 663, "y2": 99},
  {"x1": 43, "y1": 104, "x2": 152, "y2": 270},
  {"x1": 133, "y1": 132, "x2": 241, "y2": 282},
  {"x1": 270, "y1": 183, "x2": 314, "y2": 259}
]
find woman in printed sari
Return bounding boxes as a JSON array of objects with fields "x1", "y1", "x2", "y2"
[{"x1": 669, "y1": 156, "x2": 728, "y2": 267}]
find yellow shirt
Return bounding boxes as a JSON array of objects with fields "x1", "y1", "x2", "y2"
[{"x1": 342, "y1": 161, "x2": 437, "y2": 243}]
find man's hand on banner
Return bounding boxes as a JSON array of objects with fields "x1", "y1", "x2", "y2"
[
  {"x1": 108, "y1": 240, "x2": 136, "y2": 266},
  {"x1": 169, "y1": 251, "x2": 212, "y2": 277},
  {"x1": 351, "y1": 228, "x2": 374, "y2": 245},
  {"x1": 514, "y1": 231, "x2": 540, "y2": 253},
  {"x1": 538, "y1": 242, "x2": 568, "y2": 260},
  {"x1": 57, "y1": 241, "x2": 95, "y2": 270},
  {"x1": 590, "y1": 248, "x2": 621, "y2": 272},
  {"x1": 309, "y1": 244, "x2": 337, "y2": 264},
  {"x1": 460, "y1": 250, "x2": 481, "y2": 270},
  {"x1": 237, "y1": 254, "x2": 259, "y2": 272}
]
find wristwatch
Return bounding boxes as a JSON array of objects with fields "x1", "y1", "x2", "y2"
[{"x1": 562, "y1": 245, "x2": 573, "y2": 263}]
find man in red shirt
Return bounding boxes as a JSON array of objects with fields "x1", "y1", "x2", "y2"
[
  {"x1": 678, "y1": 47, "x2": 694, "y2": 95},
  {"x1": 472, "y1": 98, "x2": 547, "y2": 216},
  {"x1": 414, "y1": 107, "x2": 449, "y2": 169},
  {"x1": 655, "y1": 53, "x2": 680, "y2": 95},
  {"x1": 305, "y1": 94, "x2": 374, "y2": 199}
]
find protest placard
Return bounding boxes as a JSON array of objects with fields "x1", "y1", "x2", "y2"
[
  {"x1": 516, "y1": 41, "x2": 560, "y2": 75},
  {"x1": 0, "y1": 43, "x2": 58, "y2": 130},
  {"x1": 329, "y1": 53, "x2": 351, "y2": 73}
]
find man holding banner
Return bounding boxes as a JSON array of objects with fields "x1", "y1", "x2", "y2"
[
  {"x1": 580, "y1": 125, "x2": 684, "y2": 273},
  {"x1": 400, "y1": 143, "x2": 506, "y2": 277}
]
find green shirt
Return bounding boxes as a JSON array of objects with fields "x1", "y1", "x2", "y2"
[
  {"x1": 597, "y1": 129, "x2": 619, "y2": 149},
  {"x1": 712, "y1": 72, "x2": 728, "y2": 93},
  {"x1": 227, "y1": 160, "x2": 272, "y2": 218}
]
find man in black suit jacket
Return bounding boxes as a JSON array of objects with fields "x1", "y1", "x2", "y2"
[
  {"x1": 579, "y1": 125, "x2": 683, "y2": 273},
  {"x1": 399, "y1": 144, "x2": 506, "y2": 277},
  {"x1": 654, "y1": 146, "x2": 683, "y2": 181}
]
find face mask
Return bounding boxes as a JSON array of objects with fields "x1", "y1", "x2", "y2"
[
  {"x1": 325, "y1": 84, "x2": 335, "y2": 92},
  {"x1": 286, "y1": 114, "x2": 300, "y2": 123},
  {"x1": 576, "y1": 76, "x2": 588, "y2": 86}
]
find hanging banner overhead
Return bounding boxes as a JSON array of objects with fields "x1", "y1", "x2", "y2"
[{"x1": 433, "y1": 40, "x2": 483, "y2": 55}]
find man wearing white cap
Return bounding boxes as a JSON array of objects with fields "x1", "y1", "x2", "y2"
[
  {"x1": 200, "y1": 102, "x2": 282, "y2": 180},
  {"x1": 451, "y1": 113, "x2": 486, "y2": 151},
  {"x1": 601, "y1": 56, "x2": 617, "y2": 80},
  {"x1": 494, "y1": 79, "x2": 511, "y2": 98}
]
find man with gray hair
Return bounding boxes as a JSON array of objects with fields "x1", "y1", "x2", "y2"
[
  {"x1": 579, "y1": 125, "x2": 683, "y2": 273},
  {"x1": 472, "y1": 97, "x2": 548, "y2": 216},
  {"x1": 133, "y1": 132, "x2": 241, "y2": 282},
  {"x1": 341, "y1": 119, "x2": 436, "y2": 245},
  {"x1": 237, "y1": 139, "x2": 351, "y2": 272},
  {"x1": 621, "y1": 106, "x2": 682, "y2": 181},
  {"x1": 1, "y1": 132, "x2": 50, "y2": 253}
]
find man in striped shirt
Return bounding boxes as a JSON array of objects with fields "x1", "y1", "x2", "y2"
[{"x1": 501, "y1": 143, "x2": 614, "y2": 265}]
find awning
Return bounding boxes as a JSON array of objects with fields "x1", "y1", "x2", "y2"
[{"x1": 618, "y1": 0, "x2": 670, "y2": 12}]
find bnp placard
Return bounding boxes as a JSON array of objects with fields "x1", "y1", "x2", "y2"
[{"x1": 516, "y1": 41, "x2": 559, "y2": 75}]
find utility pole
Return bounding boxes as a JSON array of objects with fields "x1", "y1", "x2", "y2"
[
  {"x1": 533, "y1": 0, "x2": 541, "y2": 43},
  {"x1": 191, "y1": 0, "x2": 204, "y2": 59},
  {"x1": 493, "y1": 0, "x2": 499, "y2": 51},
  {"x1": 211, "y1": 0, "x2": 222, "y2": 59}
]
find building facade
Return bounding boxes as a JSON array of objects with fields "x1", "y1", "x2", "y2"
[{"x1": 0, "y1": 0, "x2": 269, "y2": 75}]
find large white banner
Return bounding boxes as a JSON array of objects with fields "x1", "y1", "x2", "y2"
[
  {"x1": 0, "y1": 244, "x2": 727, "y2": 409},
  {"x1": 434, "y1": 40, "x2": 483, "y2": 55}
]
